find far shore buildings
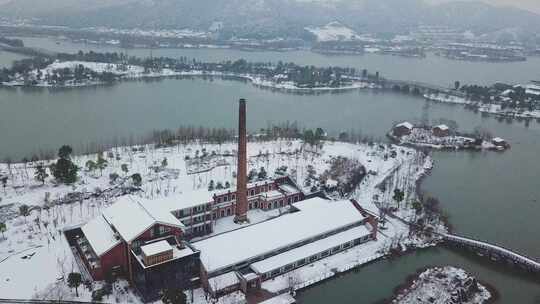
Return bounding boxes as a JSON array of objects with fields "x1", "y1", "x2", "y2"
[
  {"x1": 65, "y1": 99, "x2": 379, "y2": 302},
  {"x1": 392, "y1": 121, "x2": 414, "y2": 137},
  {"x1": 432, "y1": 124, "x2": 450, "y2": 137}
]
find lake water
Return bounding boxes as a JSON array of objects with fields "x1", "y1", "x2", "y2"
[{"x1": 1, "y1": 37, "x2": 540, "y2": 303}]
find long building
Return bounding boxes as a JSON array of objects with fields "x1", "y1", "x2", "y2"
[{"x1": 193, "y1": 197, "x2": 378, "y2": 297}]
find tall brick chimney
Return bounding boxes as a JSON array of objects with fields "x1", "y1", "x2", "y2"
[{"x1": 234, "y1": 98, "x2": 249, "y2": 223}]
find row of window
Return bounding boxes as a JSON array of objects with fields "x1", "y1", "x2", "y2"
[
  {"x1": 262, "y1": 235, "x2": 372, "y2": 280},
  {"x1": 215, "y1": 184, "x2": 278, "y2": 204}
]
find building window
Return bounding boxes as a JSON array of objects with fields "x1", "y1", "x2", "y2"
[
  {"x1": 309, "y1": 255, "x2": 318, "y2": 263},
  {"x1": 159, "y1": 226, "x2": 171, "y2": 235},
  {"x1": 288, "y1": 197, "x2": 292, "y2": 204},
  {"x1": 249, "y1": 203, "x2": 253, "y2": 210},
  {"x1": 294, "y1": 196, "x2": 299, "y2": 202},
  {"x1": 279, "y1": 200, "x2": 284, "y2": 207},
  {"x1": 218, "y1": 197, "x2": 222, "y2": 203},
  {"x1": 232, "y1": 194, "x2": 236, "y2": 200},
  {"x1": 227, "y1": 208, "x2": 231, "y2": 216},
  {"x1": 221, "y1": 210, "x2": 225, "y2": 217},
  {"x1": 273, "y1": 201, "x2": 278, "y2": 209}
]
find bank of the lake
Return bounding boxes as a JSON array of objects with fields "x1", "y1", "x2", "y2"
[{"x1": 8, "y1": 36, "x2": 540, "y2": 86}]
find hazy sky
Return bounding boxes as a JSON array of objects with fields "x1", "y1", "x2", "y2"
[{"x1": 428, "y1": 0, "x2": 540, "y2": 13}]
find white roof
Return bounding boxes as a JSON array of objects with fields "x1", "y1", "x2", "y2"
[
  {"x1": 396, "y1": 122, "x2": 413, "y2": 129},
  {"x1": 434, "y1": 124, "x2": 449, "y2": 131},
  {"x1": 81, "y1": 215, "x2": 120, "y2": 256},
  {"x1": 138, "y1": 191, "x2": 212, "y2": 221},
  {"x1": 208, "y1": 272, "x2": 240, "y2": 292},
  {"x1": 193, "y1": 198, "x2": 365, "y2": 273},
  {"x1": 492, "y1": 137, "x2": 505, "y2": 143},
  {"x1": 264, "y1": 190, "x2": 284, "y2": 199},
  {"x1": 103, "y1": 196, "x2": 183, "y2": 242},
  {"x1": 141, "y1": 240, "x2": 172, "y2": 257},
  {"x1": 279, "y1": 184, "x2": 300, "y2": 194},
  {"x1": 260, "y1": 294, "x2": 296, "y2": 304},
  {"x1": 250, "y1": 225, "x2": 371, "y2": 274}
]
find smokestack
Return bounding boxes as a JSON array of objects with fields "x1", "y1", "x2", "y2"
[{"x1": 235, "y1": 98, "x2": 249, "y2": 223}]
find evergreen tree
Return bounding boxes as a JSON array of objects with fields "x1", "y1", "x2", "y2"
[
  {"x1": 96, "y1": 154, "x2": 108, "y2": 177},
  {"x1": 34, "y1": 163, "x2": 49, "y2": 185},
  {"x1": 0, "y1": 221, "x2": 6, "y2": 239},
  {"x1": 161, "y1": 287, "x2": 187, "y2": 304},
  {"x1": 1, "y1": 176, "x2": 7, "y2": 195},
  {"x1": 258, "y1": 167, "x2": 267, "y2": 180},
  {"x1": 85, "y1": 160, "x2": 97, "y2": 173},
  {"x1": 131, "y1": 173, "x2": 142, "y2": 187},
  {"x1": 67, "y1": 272, "x2": 82, "y2": 297},
  {"x1": 162, "y1": 157, "x2": 168, "y2": 168},
  {"x1": 19, "y1": 204, "x2": 29, "y2": 223},
  {"x1": 208, "y1": 180, "x2": 215, "y2": 191},
  {"x1": 393, "y1": 188, "x2": 405, "y2": 209},
  {"x1": 121, "y1": 164, "x2": 129, "y2": 176},
  {"x1": 52, "y1": 146, "x2": 79, "y2": 184}
]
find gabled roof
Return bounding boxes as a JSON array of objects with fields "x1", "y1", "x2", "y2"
[
  {"x1": 193, "y1": 198, "x2": 366, "y2": 273},
  {"x1": 396, "y1": 122, "x2": 413, "y2": 129},
  {"x1": 434, "y1": 124, "x2": 449, "y2": 131},
  {"x1": 81, "y1": 215, "x2": 121, "y2": 256},
  {"x1": 102, "y1": 196, "x2": 184, "y2": 242}
]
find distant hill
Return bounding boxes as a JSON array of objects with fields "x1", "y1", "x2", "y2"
[{"x1": 1, "y1": 0, "x2": 539, "y2": 39}]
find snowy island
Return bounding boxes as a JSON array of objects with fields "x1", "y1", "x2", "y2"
[
  {"x1": 388, "y1": 122, "x2": 510, "y2": 151},
  {"x1": 390, "y1": 266, "x2": 492, "y2": 304},
  {"x1": 0, "y1": 52, "x2": 382, "y2": 92}
]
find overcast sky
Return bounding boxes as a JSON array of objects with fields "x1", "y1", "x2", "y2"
[{"x1": 427, "y1": 0, "x2": 540, "y2": 13}]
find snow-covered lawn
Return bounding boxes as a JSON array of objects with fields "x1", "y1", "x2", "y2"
[
  {"x1": 305, "y1": 22, "x2": 361, "y2": 42},
  {"x1": 0, "y1": 139, "x2": 437, "y2": 303}
]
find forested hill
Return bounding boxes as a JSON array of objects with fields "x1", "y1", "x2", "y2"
[{"x1": 1, "y1": 0, "x2": 540, "y2": 39}]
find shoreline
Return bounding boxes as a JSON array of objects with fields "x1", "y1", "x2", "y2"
[
  {"x1": 0, "y1": 61, "x2": 379, "y2": 93},
  {"x1": 384, "y1": 266, "x2": 498, "y2": 304}
]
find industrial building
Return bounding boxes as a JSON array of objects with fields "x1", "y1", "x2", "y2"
[{"x1": 66, "y1": 98, "x2": 379, "y2": 302}]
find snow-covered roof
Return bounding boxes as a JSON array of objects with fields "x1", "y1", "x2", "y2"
[
  {"x1": 264, "y1": 190, "x2": 284, "y2": 199},
  {"x1": 259, "y1": 294, "x2": 296, "y2": 304},
  {"x1": 492, "y1": 137, "x2": 506, "y2": 143},
  {"x1": 325, "y1": 179, "x2": 338, "y2": 187},
  {"x1": 208, "y1": 271, "x2": 240, "y2": 292},
  {"x1": 138, "y1": 191, "x2": 213, "y2": 217},
  {"x1": 103, "y1": 196, "x2": 183, "y2": 242},
  {"x1": 141, "y1": 240, "x2": 172, "y2": 257},
  {"x1": 250, "y1": 225, "x2": 371, "y2": 275},
  {"x1": 434, "y1": 124, "x2": 449, "y2": 131},
  {"x1": 279, "y1": 184, "x2": 300, "y2": 194},
  {"x1": 81, "y1": 215, "x2": 121, "y2": 256},
  {"x1": 396, "y1": 122, "x2": 413, "y2": 130},
  {"x1": 193, "y1": 198, "x2": 366, "y2": 273}
]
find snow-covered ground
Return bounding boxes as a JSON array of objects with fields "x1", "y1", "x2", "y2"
[
  {"x1": 2, "y1": 60, "x2": 378, "y2": 93},
  {"x1": 0, "y1": 139, "x2": 439, "y2": 303},
  {"x1": 391, "y1": 266, "x2": 491, "y2": 304},
  {"x1": 305, "y1": 22, "x2": 361, "y2": 42},
  {"x1": 424, "y1": 93, "x2": 540, "y2": 119},
  {"x1": 391, "y1": 127, "x2": 502, "y2": 151}
]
